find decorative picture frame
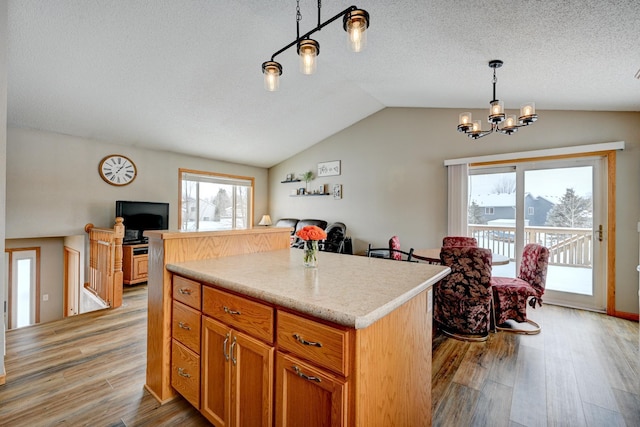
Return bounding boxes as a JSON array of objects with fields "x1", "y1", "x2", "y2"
[
  {"x1": 285, "y1": 173, "x2": 293, "y2": 181},
  {"x1": 317, "y1": 160, "x2": 341, "y2": 177},
  {"x1": 318, "y1": 184, "x2": 325, "y2": 194},
  {"x1": 333, "y1": 184, "x2": 342, "y2": 199}
]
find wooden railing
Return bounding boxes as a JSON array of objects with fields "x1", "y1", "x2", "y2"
[
  {"x1": 469, "y1": 224, "x2": 593, "y2": 267},
  {"x1": 84, "y1": 217, "x2": 125, "y2": 308}
]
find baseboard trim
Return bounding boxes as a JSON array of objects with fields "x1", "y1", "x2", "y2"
[{"x1": 614, "y1": 311, "x2": 639, "y2": 322}]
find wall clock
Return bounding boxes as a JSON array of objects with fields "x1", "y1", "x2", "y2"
[{"x1": 98, "y1": 154, "x2": 137, "y2": 186}]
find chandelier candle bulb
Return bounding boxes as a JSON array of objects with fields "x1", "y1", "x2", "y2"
[
  {"x1": 457, "y1": 112, "x2": 473, "y2": 132},
  {"x1": 504, "y1": 115, "x2": 516, "y2": 129},
  {"x1": 472, "y1": 120, "x2": 482, "y2": 132},
  {"x1": 489, "y1": 100, "x2": 505, "y2": 122}
]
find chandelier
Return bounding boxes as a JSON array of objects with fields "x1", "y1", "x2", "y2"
[
  {"x1": 457, "y1": 60, "x2": 538, "y2": 140},
  {"x1": 262, "y1": 1, "x2": 370, "y2": 91}
]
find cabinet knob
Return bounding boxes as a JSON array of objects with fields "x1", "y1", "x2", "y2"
[
  {"x1": 179, "y1": 288, "x2": 192, "y2": 295},
  {"x1": 178, "y1": 321, "x2": 191, "y2": 331}
]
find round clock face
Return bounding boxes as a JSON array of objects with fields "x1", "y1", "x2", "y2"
[{"x1": 99, "y1": 154, "x2": 137, "y2": 186}]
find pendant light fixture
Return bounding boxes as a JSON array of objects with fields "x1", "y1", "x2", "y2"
[
  {"x1": 262, "y1": 1, "x2": 370, "y2": 91},
  {"x1": 457, "y1": 60, "x2": 538, "y2": 140}
]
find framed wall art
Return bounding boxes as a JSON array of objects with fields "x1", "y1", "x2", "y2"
[
  {"x1": 317, "y1": 160, "x2": 341, "y2": 177},
  {"x1": 333, "y1": 184, "x2": 342, "y2": 199}
]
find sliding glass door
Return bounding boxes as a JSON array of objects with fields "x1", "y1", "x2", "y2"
[{"x1": 469, "y1": 157, "x2": 606, "y2": 311}]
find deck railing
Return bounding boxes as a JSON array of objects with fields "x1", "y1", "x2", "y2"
[{"x1": 468, "y1": 224, "x2": 593, "y2": 268}]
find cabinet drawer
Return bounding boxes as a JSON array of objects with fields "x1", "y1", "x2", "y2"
[
  {"x1": 202, "y1": 286, "x2": 274, "y2": 344},
  {"x1": 173, "y1": 276, "x2": 202, "y2": 310},
  {"x1": 277, "y1": 311, "x2": 350, "y2": 376},
  {"x1": 172, "y1": 301, "x2": 201, "y2": 354},
  {"x1": 171, "y1": 339, "x2": 200, "y2": 409}
]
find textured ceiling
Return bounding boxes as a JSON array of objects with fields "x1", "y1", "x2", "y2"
[{"x1": 7, "y1": 0, "x2": 640, "y2": 168}]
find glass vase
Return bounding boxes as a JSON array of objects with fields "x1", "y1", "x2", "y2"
[{"x1": 303, "y1": 240, "x2": 319, "y2": 268}]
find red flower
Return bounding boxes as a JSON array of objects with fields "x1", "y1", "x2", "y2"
[{"x1": 296, "y1": 225, "x2": 327, "y2": 241}]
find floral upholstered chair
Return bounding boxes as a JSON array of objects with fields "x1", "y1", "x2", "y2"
[
  {"x1": 490, "y1": 243, "x2": 549, "y2": 334},
  {"x1": 442, "y1": 236, "x2": 478, "y2": 247},
  {"x1": 389, "y1": 235, "x2": 402, "y2": 260},
  {"x1": 435, "y1": 246, "x2": 493, "y2": 341}
]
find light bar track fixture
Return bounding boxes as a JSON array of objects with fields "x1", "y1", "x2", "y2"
[
  {"x1": 262, "y1": 1, "x2": 370, "y2": 91},
  {"x1": 457, "y1": 60, "x2": 538, "y2": 140}
]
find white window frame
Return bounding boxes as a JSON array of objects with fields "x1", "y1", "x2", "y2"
[{"x1": 179, "y1": 169, "x2": 254, "y2": 231}]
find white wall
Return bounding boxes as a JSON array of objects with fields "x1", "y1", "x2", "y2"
[
  {"x1": 269, "y1": 107, "x2": 640, "y2": 315},
  {"x1": 0, "y1": 0, "x2": 8, "y2": 381},
  {"x1": 6, "y1": 127, "x2": 269, "y2": 237}
]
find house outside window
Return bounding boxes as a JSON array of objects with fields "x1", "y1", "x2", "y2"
[
  {"x1": 528, "y1": 206, "x2": 535, "y2": 215},
  {"x1": 179, "y1": 169, "x2": 254, "y2": 231},
  {"x1": 485, "y1": 207, "x2": 495, "y2": 215}
]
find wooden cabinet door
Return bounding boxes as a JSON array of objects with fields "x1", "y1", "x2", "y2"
[
  {"x1": 275, "y1": 352, "x2": 347, "y2": 427},
  {"x1": 201, "y1": 316, "x2": 232, "y2": 427},
  {"x1": 133, "y1": 254, "x2": 148, "y2": 278},
  {"x1": 230, "y1": 331, "x2": 274, "y2": 427},
  {"x1": 202, "y1": 316, "x2": 275, "y2": 427}
]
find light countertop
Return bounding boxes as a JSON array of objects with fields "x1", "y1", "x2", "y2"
[{"x1": 167, "y1": 248, "x2": 450, "y2": 329}]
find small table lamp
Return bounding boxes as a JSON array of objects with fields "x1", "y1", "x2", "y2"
[{"x1": 258, "y1": 214, "x2": 272, "y2": 226}]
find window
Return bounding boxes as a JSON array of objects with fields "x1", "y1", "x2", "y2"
[
  {"x1": 485, "y1": 207, "x2": 495, "y2": 215},
  {"x1": 528, "y1": 207, "x2": 535, "y2": 215},
  {"x1": 179, "y1": 169, "x2": 254, "y2": 231}
]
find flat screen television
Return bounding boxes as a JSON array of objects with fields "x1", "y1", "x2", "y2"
[{"x1": 116, "y1": 201, "x2": 169, "y2": 244}]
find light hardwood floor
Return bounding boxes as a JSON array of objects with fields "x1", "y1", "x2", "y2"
[
  {"x1": 432, "y1": 304, "x2": 640, "y2": 427},
  {"x1": 0, "y1": 285, "x2": 638, "y2": 426}
]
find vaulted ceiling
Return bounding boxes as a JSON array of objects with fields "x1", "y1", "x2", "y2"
[{"x1": 7, "y1": 0, "x2": 640, "y2": 167}]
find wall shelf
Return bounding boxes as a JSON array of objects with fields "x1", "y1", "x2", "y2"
[
  {"x1": 281, "y1": 179, "x2": 301, "y2": 183},
  {"x1": 290, "y1": 193, "x2": 330, "y2": 197}
]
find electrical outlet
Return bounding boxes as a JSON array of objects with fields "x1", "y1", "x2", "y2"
[{"x1": 43, "y1": 294, "x2": 49, "y2": 301}]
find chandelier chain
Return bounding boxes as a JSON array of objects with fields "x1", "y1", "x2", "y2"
[{"x1": 296, "y1": 0, "x2": 301, "y2": 22}]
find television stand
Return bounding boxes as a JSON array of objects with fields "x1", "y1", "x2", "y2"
[{"x1": 123, "y1": 243, "x2": 148, "y2": 285}]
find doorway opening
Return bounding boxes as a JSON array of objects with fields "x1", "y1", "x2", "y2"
[{"x1": 6, "y1": 247, "x2": 41, "y2": 329}]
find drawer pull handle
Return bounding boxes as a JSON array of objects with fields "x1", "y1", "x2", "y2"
[
  {"x1": 293, "y1": 365, "x2": 321, "y2": 383},
  {"x1": 178, "y1": 322, "x2": 191, "y2": 331},
  {"x1": 230, "y1": 337, "x2": 237, "y2": 366},
  {"x1": 177, "y1": 367, "x2": 191, "y2": 378},
  {"x1": 293, "y1": 333, "x2": 322, "y2": 347},
  {"x1": 223, "y1": 333, "x2": 230, "y2": 361},
  {"x1": 223, "y1": 306, "x2": 242, "y2": 315},
  {"x1": 178, "y1": 288, "x2": 192, "y2": 295}
]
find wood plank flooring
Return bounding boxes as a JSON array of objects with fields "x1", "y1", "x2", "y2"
[
  {"x1": 432, "y1": 304, "x2": 640, "y2": 427},
  {"x1": 1, "y1": 285, "x2": 638, "y2": 426},
  {"x1": 0, "y1": 285, "x2": 209, "y2": 427}
]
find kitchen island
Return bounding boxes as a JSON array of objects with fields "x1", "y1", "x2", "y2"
[{"x1": 161, "y1": 245, "x2": 450, "y2": 426}]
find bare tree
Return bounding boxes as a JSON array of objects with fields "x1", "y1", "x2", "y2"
[{"x1": 492, "y1": 176, "x2": 516, "y2": 194}]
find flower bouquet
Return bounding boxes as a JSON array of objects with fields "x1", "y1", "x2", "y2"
[{"x1": 296, "y1": 225, "x2": 327, "y2": 268}]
